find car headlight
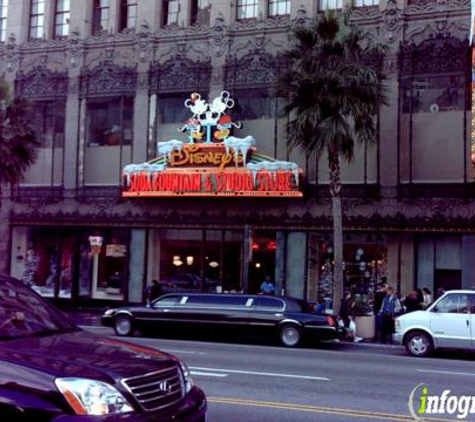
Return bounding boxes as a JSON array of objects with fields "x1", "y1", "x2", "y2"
[
  {"x1": 104, "y1": 309, "x2": 115, "y2": 316},
  {"x1": 395, "y1": 319, "x2": 401, "y2": 332},
  {"x1": 55, "y1": 378, "x2": 133, "y2": 415},
  {"x1": 180, "y1": 361, "x2": 194, "y2": 394}
]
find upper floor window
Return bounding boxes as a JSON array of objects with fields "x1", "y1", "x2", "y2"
[
  {"x1": 29, "y1": 0, "x2": 45, "y2": 39},
  {"x1": 54, "y1": 0, "x2": 70, "y2": 38},
  {"x1": 157, "y1": 93, "x2": 189, "y2": 124},
  {"x1": 86, "y1": 97, "x2": 133, "y2": 146},
  {"x1": 319, "y1": 0, "x2": 342, "y2": 10},
  {"x1": 0, "y1": 0, "x2": 8, "y2": 42},
  {"x1": 354, "y1": 0, "x2": 379, "y2": 5},
  {"x1": 268, "y1": 0, "x2": 290, "y2": 16},
  {"x1": 191, "y1": 0, "x2": 210, "y2": 26},
  {"x1": 31, "y1": 100, "x2": 66, "y2": 148},
  {"x1": 237, "y1": 0, "x2": 258, "y2": 20},
  {"x1": 120, "y1": 0, "x2": 137, "y2": 31},
  {"x1": 162, "y1": 0, "x2": 179, "y2": 27},
  {"x1": 92, "y1": 0, "x2": 109, "y2": 34}
]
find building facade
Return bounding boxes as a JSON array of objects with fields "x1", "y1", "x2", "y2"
[{"x1": 0, "y1": 0, "x2": 472, "y2": 308}]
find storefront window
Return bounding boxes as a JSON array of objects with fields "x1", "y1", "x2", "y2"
[
  {"x1": 11, "y1": 227, "x2": 74, "y2": 299},
  {"x1": 78, "y1": 230, "x2": 129, "y2": 300},
  {"x1": 248, "y1": 231, "x2": 276, "y2": 295},
  {"x1": 402, "y1": 75, "x2": 465, "y2": 113},
  {"x1": 152, "y1": 229, "x2": 244, "y2": 294},
  {"x1": 317, "y1": 233, "x2": 387, "y2": 313}
]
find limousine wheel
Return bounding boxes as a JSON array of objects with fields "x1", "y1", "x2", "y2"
[
  {"x1": 114, "y1": 315, "x2": 134, "y2": 336},
  {"x1": 280, "y1": 324, "x2": 301, "y2": 347},
  {"x1": 405, "y1": 331, "x2": 433, "y2": 357}
]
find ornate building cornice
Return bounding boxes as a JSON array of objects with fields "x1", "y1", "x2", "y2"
[
  {"x1": 399, "y1": 33, "x2": 469, "y2": 76},
  {"x1": 80, "y1": 61, "x2": 137, "y2": 96},
  {"x1": 15, "y1": 66, "x2": 68, "y2": 99},
  {"x1": 150, "y1": 56, "x2": 212, "y2": 94}
]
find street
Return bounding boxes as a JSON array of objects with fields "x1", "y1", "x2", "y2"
[{"x1": 85, "y1": 327, "x2": 475, "y2": 421}]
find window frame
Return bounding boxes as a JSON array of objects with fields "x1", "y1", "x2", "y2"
[
  {"x1": 92, "y1": 0, "x2": 110, "y2": 35},
  {"x1": 54, "y1": 0, "x2": 70, "y2": 39},
  {"x1": 29, "y1": 0, "x2": 46, "y2": 40},
  {"x1": 268, "y1": 0, "x2": 290, "y2": 17},
  {"x1": 120, "y1": 0, "x2": 137, "y2": 31},
  {"x1": 85, "y1": 96, "x2": 134, "y2": 147},
  {"x1": 0, "y1": 0, "x2": 8, "y2": 42},
  {"x1": 190, "y1": 0, "x2": 210, "y2": 26},
  {"x1": 236, "y1": 0, "x2": 259, "y2": 20},
  {"x1": 162, "y1": 0, "x2": 180, "y2": 27},
  {"x1": 318, "y1": 0, "x2": 343, "y2": 10}
]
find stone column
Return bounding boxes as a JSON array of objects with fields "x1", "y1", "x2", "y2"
[
  {"x1": 0, "y1": 188, "x2": 12, "y2": 275},
  {"x1": 132, "y1": 73, "x2": 150, "y2": 163},
  {"x1": 307, "y1": 232, "x2": 320, "y2": 301},
  {"x1": 136, "y1": 0, "x2": 161, "y2": 32},
  {"x1": 129, "y1": 229, "x2": 146, "y2": 303},
  {"x1": 462, "y1": 235, "x2": 475, "y2": 289},
  {"x1": 63, "y1": 77, "x2": 80, "y2": 189},
  {"x1": 70, "y1": 0, "x2": 90, "y2": 37},
  {"x1": 275, "y1": 231, "x2": 286, "y2": 296},
  {"x1": 285, "y1": 231, "x2": 307, "y2": 299},
  {"x1": 7, "y1": 0, "x2": 31, "y2": 43}
]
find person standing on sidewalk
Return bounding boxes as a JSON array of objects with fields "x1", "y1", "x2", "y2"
[{"x1": 379, "y1": 286, "x2": 402, "y2": 344}]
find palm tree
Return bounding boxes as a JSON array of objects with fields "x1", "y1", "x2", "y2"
[
  {"x1": 279, "y1": 13, "x2": 387, "y2": 313},
  {"x1": 0, "y1": 80, "x2": 40, "y2": 187}
]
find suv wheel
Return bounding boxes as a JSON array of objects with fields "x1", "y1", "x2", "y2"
[
  {"x1": 114, "y1": 314, "x2": 134, "y2": 336},
  {"x1": 405, "y1": 331, "x2": 433, "y2": 357},
  {"x1": 280, "y1": 324, "x2": 301, "y2": 347}
]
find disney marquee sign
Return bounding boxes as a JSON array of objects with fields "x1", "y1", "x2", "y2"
[{"x1": 122, "y1": 91, "x2": 303, "y2": 197}]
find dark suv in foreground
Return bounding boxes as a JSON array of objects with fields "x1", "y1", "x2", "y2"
[{"x1": 0, "y1": 275, "x2": 207, "y2": 421}]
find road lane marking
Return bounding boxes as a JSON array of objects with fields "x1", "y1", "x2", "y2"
[
  {"x1": 417, "y1": 369, "x2": 475, "y2": 377},
  {"x1": 189, "y1": 366, "x2": 329, "y2": 381},
  {"x1": 208, "y1": 397, "x2": 451, "y2": 421},
  {"x1": 190, "y1": 371, "x2": 228, "y2": 377},
  {"x1": 161, "y1": 348, "x2": 207, "y2": 355}
]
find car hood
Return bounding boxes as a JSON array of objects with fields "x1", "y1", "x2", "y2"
[{"x1": 0, "y1": 330, "x2": 178, "y2": 383}]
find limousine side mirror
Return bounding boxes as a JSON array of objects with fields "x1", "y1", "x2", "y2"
[{"x1": 431, "y1": 306, "x2": 439, "y2": 313}]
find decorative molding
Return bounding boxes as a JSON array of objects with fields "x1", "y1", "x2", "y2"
[
  {"x1": 406, "y1": 0, "x2": 470, "y2": 14},
  {"x1": 209, "y1": 14, "x2": 230, "y2": 58},
  {"x1": 136, "y1": 20, "x2": 153, "y2": 63},
  {"x1": 399, "y1": 33, "x2": 469, "y2": 76},
  {"x1": 15, "y1": 66, "x2": 68, "y2": 98},
  {"x1": 232, "y1": 15, "x2": 290, "y2": 32},
  {"x1": 225, "y1": 49, "x2": 287, "y2": 88},
  {"x1": 80, "y1": 62, "x2": 137, "y2": 96},
  {"x1": 380, "y1": 0, "x2": 405, "y2": 44},
  {"x1": 405, "y1": 20, "x2": 470, "y2": 45},
  {"x1": 150, "y1": 56, "x2": 212, "y2": 93}
]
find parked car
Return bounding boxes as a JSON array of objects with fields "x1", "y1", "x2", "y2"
[
  {"x1": 0, "y1": 274, "x2": 207, "y2": 421},
  {"x1": 394, "y1": 290, "x2": 475, "y2": 357},
  {"x1": 101, "y1": 293, "x2": 343, "y2": 347}
]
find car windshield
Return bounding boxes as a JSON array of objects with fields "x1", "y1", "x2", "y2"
[{"x1": 0, "y1": 278, "x2": 77, "y2": 341}]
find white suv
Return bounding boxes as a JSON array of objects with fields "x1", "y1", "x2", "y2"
[{"x1": 394, "y1": 290, "x2": 475, "y2": 357}]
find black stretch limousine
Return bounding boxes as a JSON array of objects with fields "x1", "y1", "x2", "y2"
[{"x1": 101, "y1": 293, "x2": 343, "y2": 347}]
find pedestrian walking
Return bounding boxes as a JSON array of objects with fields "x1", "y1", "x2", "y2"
[
  {"x1": 144, "y1": 280, "x2": 163, "y2": 305},
  {"x1": 379, "y1": 286, "x2": 402, "y2": 344}
]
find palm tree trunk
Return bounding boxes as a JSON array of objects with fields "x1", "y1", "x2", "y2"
[{"x1": 328, "y1": 150, "x2": 343, "y2": 315}]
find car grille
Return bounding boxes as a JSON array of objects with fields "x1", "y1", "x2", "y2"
[{"x1": 121, "y1": 365, "x2": 185, "y2": 412}]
